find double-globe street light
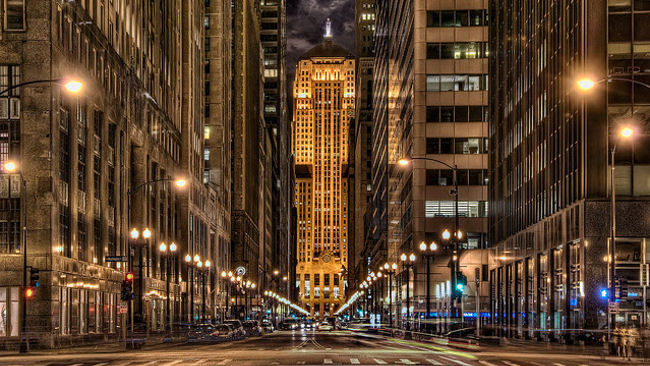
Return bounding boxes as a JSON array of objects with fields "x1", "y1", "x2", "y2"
[
  {"x1": 158, "y1": 241, "x2": 178, "y2": 334},
  {"x1": 419, "y1": 241, "x2": 438, "y2": 331},
  {"x1": 400, "y1": 252, "x2": 416, "y2": 338},
  {"x1": 381, "y1": 262, "x2": 398, "y2": 329},
  {"x1": 0, "y1": 77, "x2": 83, "y2": 353},
  {"x1": 576, "y1": 76, "x2": 641, "y2": 333},
  {"x1": 184, "y1": 254, "x2": 212, "y2": 322}
]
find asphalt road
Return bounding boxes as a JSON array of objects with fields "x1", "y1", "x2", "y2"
[{"x1": 0, "y1": 330, "x2": 646, "y2": 365}]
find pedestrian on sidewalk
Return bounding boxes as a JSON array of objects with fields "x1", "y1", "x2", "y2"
[{"x1": 613, "y1": 328, "x2": 622, "y2": 357}]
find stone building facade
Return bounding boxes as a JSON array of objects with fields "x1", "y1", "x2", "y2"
[{"x1": 0, "y1": 0, "x2": 222, "y2": 347}]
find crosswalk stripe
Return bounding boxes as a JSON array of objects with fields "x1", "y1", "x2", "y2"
[
  {"x1": 189, "y1": 360, "x2": 207, "y2": 366},
  {"x1": 439, "y1": 356, "x2": 472, "y2": 366},
  {"x1": 161, "y1": 361, "x2": 183, "y2": 366},
  {"x1": 141, "y1": 362, "x2": 158, "y2": 366},
  {"x1": 399, "y1": 359, "x2": 417, "y2": 365},
  {"x1": 324, "y1": 359, "x2": 333, "y2": 364},
  {"x1": 350, "y1": 358, "x2": 360, "y2": 364},
  {"x1": 216, "y1": 359, "x2": 232, "y2": 366},
  {"x1": 479, "y1": 361, "x2": 500, "y2": 366},
  {"x1": 553, "y1": 364, "x2": 566, "y2": 366},
  {"x1": 297, "y1": 362, "x2": 306, "y2": 365},
  {"x1": 503, "y1": 361, "x2": 520, "y2": 366},
  {"x1": 426, "y1": 359, "x2": 443, "y2": 365},
  {"x1": 374, "y1": 359, "x2": 387, "y2": 365}
]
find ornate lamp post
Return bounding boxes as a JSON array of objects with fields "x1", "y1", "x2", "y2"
[
  {"x1": 419, "y1": 241, "x2": 438, "y2": 330},
  {"x1": 400, "y1": 252, "x2": 416, "y2": 338},
  {"x1": 382, "y1": 262, "x2": 398, "y2": 329}
]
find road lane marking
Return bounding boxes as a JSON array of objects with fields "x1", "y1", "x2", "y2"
[
  {"x1": 216, "y1": 359, "x2": 232, "y2": 365},
  {"x1": 426, "y1": 359, "x2": 442, "y2": 365},
  {"x1": 324, "y1": 359, "x2": 333, "y2": 364},
  {"x1": 141, "y1": 362, "x2": 158, "y2": 366},
  {"x1": 297, "y1": 361, "x2": 306, "y2": 365},
  {"x1": 161, "y1": 361, "x2": 183, "y2": 366},
  {"x1": 399, "y1": 359, "x2": 417, "y2": 365},
  {"x1": 188, "y1": 360, "x2": 207, "y2": 366},
  {"x1": 374, "y1": 359, "x2": 387, "y2": 364},
  {"x1": 503, "y1": 361, "x2": 520, "y2": 366},
  {"x1": 350, "y1": 358, "x2": 361, "y2": 364},
  {"x1": 478, "y1": 361, "x2": 499, "y2": 366},
  {"x1": 439, "y1": 356, "x2": 472, "y2": 366},
  {"x1": 552, "y1": 364, "x2": 566, "y2": 366}
]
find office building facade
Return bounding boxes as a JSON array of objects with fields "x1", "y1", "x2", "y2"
[
  {"x1": 489, "y1": 0, "x2": 650, "y2": 339},
  {"x1": 293, "y1": 31, "x2": 355, "y2": 318},
  {"x1": 372, "y1": 0, "x2": 489, "y2": 327}
]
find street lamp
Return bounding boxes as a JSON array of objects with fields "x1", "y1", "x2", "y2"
[
  {"x1": 607, "y1": 125, "x2": 636, "y2": 332},
  {"x1": 158, "y1": 242, "x2": 176, "y2": 334},
  {"x1": 0, "y1": 77, "x2": 84, "y2": 96},
  {"x1": 419, "y1": 241, "x2": 439, "y2": 330},
  {"x1": 400, "y1": 252, "x2": 416, "y2": 338},
  {"x1": 382, "y1": 262, "x2": 398, "y2": 329}
]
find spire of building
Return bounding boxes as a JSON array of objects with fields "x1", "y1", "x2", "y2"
[{"x1": 325, "y1": 18, "x2": 332, "y2": 38}]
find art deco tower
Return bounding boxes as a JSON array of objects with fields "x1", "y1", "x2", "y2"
[{"x1": 293, "y1": 22, "x2": 355, "y2": 318}]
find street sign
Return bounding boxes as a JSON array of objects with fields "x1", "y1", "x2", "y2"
[
  {"x1": 105, "y1": 256, "x2": 128, "y2": 262},
  {"x1": 608, "y1": 301, "x2": 619, "y2": 314},
  {"x1": 119, "y1": 305, "x2": 128, "y2": 314}
]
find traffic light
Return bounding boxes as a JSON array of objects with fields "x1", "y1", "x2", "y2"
[
  {"x1": 614, "y1": 277, "x2": 629, "y2": 299},
  {"x1": 121, "y1": 272, "x2": 134, "y2": 301},
  {"x1": 620, "y1": 277, "x2": 629, "y2": 298},
  {"x1": 455, "y1": 272, "x2": 467, "y2": 295},
  {"x1": 25, "y1": 287, "x2": 35, "y2": 299},
  {"x1": 29, "y1": 268, "x2": 40, "y2": 288}
]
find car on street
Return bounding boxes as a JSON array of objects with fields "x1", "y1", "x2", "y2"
[
  {"x1": 210, "y1": 324, "x2": 235, "y2": 342},
  {"x1": 261, "y1": 320, "x2": 274, "y2": 333},
  {"x1": 280, "y1": 319, "x2": 300, "y2": 330},
  {"x1": 317, "y1": 321, "x2": 333, "y2": 331},
  {"x1": 243, "y1": 320, "x2": 263, "y2": 336},
  {"x1": 301, "y1": 319, "x2": 316, "y2": 330},
  {"x1": 188, "y1": 324, "x2": 218, "y2": 343},
  {"x1": 224, "y1": 319, "x2": 246, "y2": 339}
]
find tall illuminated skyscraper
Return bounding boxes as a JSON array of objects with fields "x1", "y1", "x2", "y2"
[{"x1": 293, "y1": 23, "x2": 355, "y2": 318}]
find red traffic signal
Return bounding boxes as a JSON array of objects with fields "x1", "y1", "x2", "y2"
[
  {"x1": 25, "y1": 287, "x2": 34, "y2": 298},
  {"x1": 125, "y1": 272, "x2": 134, "y2": 282}
]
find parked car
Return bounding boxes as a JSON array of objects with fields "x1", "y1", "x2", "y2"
[
  {"x1": 261, "y1": 320, "x2": 275, "y2": 333},
  {"x1": 243, "y1": 320, "x2": 263, "y2": 336},
  {"x1": 188, "y1": 324, "x2": 217, "y2": 343},
  {"x1": 210, "y1": 324, "x2": 234, "y2": 342},
  {"x1": 224, "y1": 319, "x2": 246, "y2": 339}
]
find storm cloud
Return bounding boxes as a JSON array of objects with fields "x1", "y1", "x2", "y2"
[{"x1": 286, "y1": 0, "x2": 355, "y2": 77}]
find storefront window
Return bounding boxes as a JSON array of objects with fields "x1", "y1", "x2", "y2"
[{"x1": 0, "y1": 287, "x2": 19, "y2": 337}]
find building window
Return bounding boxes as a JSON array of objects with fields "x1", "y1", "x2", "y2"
[
  {"x1": 0, "y1": 65, "x2": 21, "y2": 121},
  {"x1": 424, "y1": 200, "x2": 488, "y2": 218},
  {"x1": 427, "y1": 42, "x2": 488, "y2": 59},
  {"x1": 4, "y1": 0, "x2": 25, "y2": 31},
  {"x1": 78, "y1": 213, "x2": 87, "y2": 261},
  {"x1": 426, "y1": 106, "x2": 488, "y2": 123},
  {"x1": 426, "y1": 10, "x2": 488, "y2": 27},
  {"x1": 0, "y1": 287, "x2": 19, "y2": 337},
  {"x1": 426, "y1": 74, "x2": 488, "y2": 92}
]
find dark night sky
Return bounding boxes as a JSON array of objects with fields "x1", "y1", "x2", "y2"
[{"x1": 286, "y1": 0, "x2": 355, "y2": 78}]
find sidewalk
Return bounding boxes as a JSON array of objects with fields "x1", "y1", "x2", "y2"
[{"x1": 0, "y1": 335, "x2": 187, "y2": 357}]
